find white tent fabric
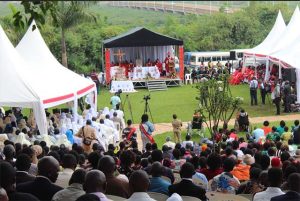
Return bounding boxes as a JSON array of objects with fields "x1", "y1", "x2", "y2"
[
  {"x1": 244, "y1": 10, "x2": 286, "y2": 57},
  {"x1": 15, "y1": 21, "x2": 97, "y2": 133},
  {"x1": 269, "y1": 33, "x2": 300, "y2": 102},
  {"x1": 0, "y1": 25, "x2": 47, "y2": 134},
  {"x1": 269, "y1": 6, "x2": 300, "y2": 55},
  {"x1": 16, "y1": 21, "x2": 96, "y2": 107}
]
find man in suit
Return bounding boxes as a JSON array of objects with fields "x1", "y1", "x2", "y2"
[
  {"x1": 97, "y1": 155, "x2": 130, "y2": 198},
  {"x1": 0, "y1": 161, "x2": 39, "y2": 201},
  {"x1": 17, "y1": 156, "x2": 63, "y2": 201},
  {"x1": 271, "y1": 173, "x2": 300, "y2": 201},
  {"x1": 15, "y1": 154, "x2": 35, "y2": 185},
  {"x1": 168, "y1": 162, "x2": 207, "y2": 200}
]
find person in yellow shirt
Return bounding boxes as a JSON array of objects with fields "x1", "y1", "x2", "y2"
[{"x1": 281, "y1": 126, "x2": 292, "y2": 144}]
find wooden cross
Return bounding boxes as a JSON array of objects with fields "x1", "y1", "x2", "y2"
[{"x1": 113, "y1": 49, "x2": 125, "y2": 67}]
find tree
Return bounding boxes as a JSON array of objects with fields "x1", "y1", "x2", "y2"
[
  {"x1": 9, "y1": 1, "x2": 96, "y2": 68},
  {"x1": 195, "y1": 74, "x2": 243, "y2": 143},
  {"x1": 51, "y1": 2, "x2": 96, "y2": 68}
]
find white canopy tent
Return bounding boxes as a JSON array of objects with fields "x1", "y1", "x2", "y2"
[
  {"x1": 269, "y1": 6, "x2": 300, "y2": 55},
  {"x1": 0, "y1": 21, "x2": 97, "y2": 135},
  {"x1": 16, "y1": 21, "x2": 97, "y2": 120},
  {"x1": 243, "y1": 10, "x2": 286, "y2": 80},
  {"x1": 0, "y1": 25, "x2": 46, "y2": 134},
  {"x1": 269, "y1": 29, "x2": 300, "y2": 103},
  {"x1": 244, "y1": 10, "x2": 286, "y2": 58}
]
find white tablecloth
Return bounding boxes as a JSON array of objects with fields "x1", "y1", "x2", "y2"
[
  {"x1": 110, "y1": 81, "x2": 136, "y2": 93},
  {"x1": 132, "y1": 66, "x2": 160, "y2": 80},
  {"x1": 110, "y1": 66, "x2": 125, "y2": 79}
]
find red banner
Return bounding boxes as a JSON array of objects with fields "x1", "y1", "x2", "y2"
[
  {"x1": 105, "y1": 49, "x2": 111, "y2": 84},
  {"x1": 179, "y1": 46, "x2": 184, "y2": 80}
]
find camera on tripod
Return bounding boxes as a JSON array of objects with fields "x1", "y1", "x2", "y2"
[{"x1": 143, "y1": 95, "x2": 151, "y2": 101}]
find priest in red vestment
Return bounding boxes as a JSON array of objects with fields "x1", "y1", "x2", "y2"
[
  {"x1": 164, "y1": 52, "x2": 171, "y2": 73},
  {"x1": 155, "y1": 58, "x2": 162, "y2": 74}
]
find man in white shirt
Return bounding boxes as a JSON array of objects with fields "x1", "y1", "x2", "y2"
[
  {"x1": 126, "y1": 170, "x2": 156, "y2": 201},
  {"x1": 55, "y1": 154, "x2": 77, "y2": 188},
  {"x1": 253, "y1": 168, "x2": 285, "y2": 201},
  {"x1": 52, "y1": 169, "x2": 85, "y2": 201},
  {"x1": 249, "y1": 76, "x2": 258, "y2": 106},
  {"x1": 163, "y1": 136, "x2": 176, "y2": 149}
]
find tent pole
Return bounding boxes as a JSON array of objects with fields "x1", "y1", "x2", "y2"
[
  {"x1": 264, "y1": 57, "x2": 270, "y2": 81},
  {"x1": 101, "y1": 44, "x2": 104, "y2": 73},
  {"x1": 279, "y1": 62, "x2": 282, "y2": 79}
]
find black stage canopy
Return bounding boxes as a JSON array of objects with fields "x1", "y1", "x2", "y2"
[{"x1": 103, "y1": 27, "x2": 183, "y2": 48}]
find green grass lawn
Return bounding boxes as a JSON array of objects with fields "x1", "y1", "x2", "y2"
[
  {"x1": 153, "y1": 120, "x2": 296, "y2": 148},
  {"x1": 97, "y1": 83, "x2": 282, "y2": 124}
]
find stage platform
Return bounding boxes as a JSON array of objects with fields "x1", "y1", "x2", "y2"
[{"x1": 132, "y1": 78, "x2": 182, "y2": 89}]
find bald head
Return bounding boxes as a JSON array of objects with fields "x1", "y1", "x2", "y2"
[
  {"x1": 38, "y1": 156, "x2": 60, "y2": 183},
  {"x1": 129, "y1": 170, "x2": 150, "y2": 192},
  {"x1": 97, "y1": 155, "x2": 115, "y2": 175},
  {"x1": 84, "y1": 170, "x2": 106, "y2": 193}
]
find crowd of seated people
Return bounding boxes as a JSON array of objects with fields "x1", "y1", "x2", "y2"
[
  {"x1": 189, "y1": 62, "x2": 231, "y2": 84},
  {"x1": 1, "y1": 101, "x2": 300, "y2": 201}
]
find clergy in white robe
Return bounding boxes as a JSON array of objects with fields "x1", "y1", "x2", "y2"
[
  {"x1": 14, "y1": 132, "x2": 31, "y2": 146},
  {"x1": 104, "y1": 115, "x2": 119, "y2": 142},
  {"x1": 55, "y1": 134, "x2": 72, "y2": 149},
  {"x1": 99, "y1": 119, "x2": 115, "y2": 146}
]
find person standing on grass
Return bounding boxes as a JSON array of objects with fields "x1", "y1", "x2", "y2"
[
  {"x1": 260, "y1": 80, "x2": 266, "y2": 105},
  {"x1": 139, "y1": 114, "x2": 155, "y2": 151},
  {"x1": 272, "y1": 82, "x2": 281, "y2": 115},
  {"x1": 249, "y1": 76, "x2": 258, "y2": 106},
  {"x1": 172, "y1": 114, "x2": 182, "y2": 143}
]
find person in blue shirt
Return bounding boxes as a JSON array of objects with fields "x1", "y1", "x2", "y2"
[
  {"x1": 252, "y1": 127, "x2": 265, "y2": 143},
  {"x1": 276, "y1": 120, "x2": 286, "y2": 136},
  {"x1": 148, "y1": 162, "x2": 171, "y2": 195},
  {"x1": 110, "y1": 93, "x2": 121, "y2": 110},
  {"x1": 140, "y1": 114, "x2": 155, "y2": 150}
]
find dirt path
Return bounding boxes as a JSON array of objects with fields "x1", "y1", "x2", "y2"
[{"x1": 133, "y1": 113, "x2": 300, "y2": 150}]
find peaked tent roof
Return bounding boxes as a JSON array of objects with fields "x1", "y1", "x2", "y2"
[
  {"x1": 269, "y1": 6, "x2": 300, "y2": 55},
  {"x1": 103, "y1": 27, "x2": 183, "y2": 48},
  {"x1": 244, "y1": 10, "x2": 286, "y2": 56},
  {"x1": 16, "y1": 21, "x2": 96, "y2": 108},
  {"x1": 0, "y1": 25, "x2": 39, "y2": 108}
]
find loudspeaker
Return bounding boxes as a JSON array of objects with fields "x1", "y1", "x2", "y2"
[
  {"x1": 230, "y1": 51, "x2": 236, "y2": 60},
  {"x1": 283, "y1": 68, "x2": 296, "y2": 82}
]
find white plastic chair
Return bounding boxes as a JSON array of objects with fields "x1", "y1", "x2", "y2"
[
  {"x1": 206, "y1": 192, "x2": 250, "y2": 201},
  {"x1": 106, "y1": 194, "x2": 125, "y2": 201},
  {"x1": 147, "y1": 192, "x2": 169, "y2": 200},
  {"x1": 185, "y1": 73, "x2": 192, "y2": 85}
]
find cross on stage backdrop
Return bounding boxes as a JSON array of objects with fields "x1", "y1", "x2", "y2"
[{"x1": 102, "y1": 27, "x2": 184, "y2": 84}]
